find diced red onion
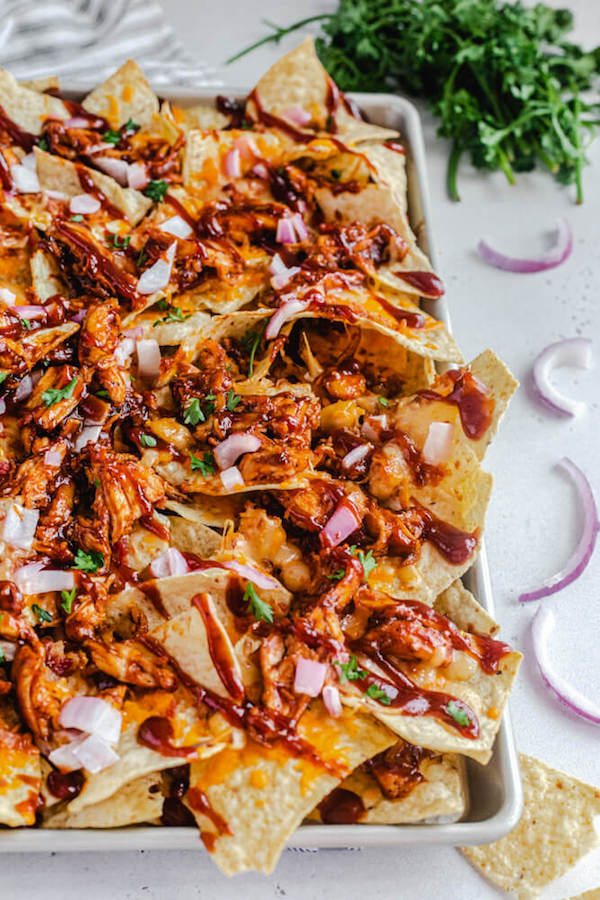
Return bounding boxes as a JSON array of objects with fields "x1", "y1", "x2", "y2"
[
  {"x1": 158, "y1": 215, "x2": 192, "y2": 240},
  {"x1": 0, "y1": 288, "x2": 16, "y2": 306},
  {"x1": 10, "y1": 163, "x2": 40, "y2": 193},
  {"x1": 115, "y1": 336, "x2": 135, "y2": 367},
  {"x1": 14, "y1": 304, "x2": 46, "y2": 320},
  {"x1": 234, "y1": 135, "x2": 259, "y2": 158},
  {"x1": 2, "y1": 503, "x2": 39, "y2": 549},
  {"x1": 477, "y1": 218, "x2": 572, "y2": 273},
  {"x1": 94, "y1": 156, "x2": 128, "y2": 185},
  {"x1": 283, "y1": 106, "x2": 312, "y2": 126},
  {"x1": 136, "y1": 339, "x2": 161, "y2": 378},
  {"x1": 87, "y1": 142, "x2": 112, "y2": 156},
  {"x1": 65, "y1": 116, "x2": 92, "y2": 129},
  {"x1": 44, "y1": 450, "x2": 62, "y2": 466},
  {"x1": 69, "y1": 733, "x2": 119, "y2": 774},
  {"x1": 342, "y1": 444, "x2": 371, "y2": 470},
  {"x1": 122, "y1": 326, "x2": 143, "y2": 339},
  {"x1": 220, "y1": 466, "x2": 244, "y2": 491},
  {"x1": 422, "y1": 422, "x2": 454, "y2": 465},
  {"x1": 0, "y1": 641, "x2": 15, "y2": 662},
  {"x1": 44, "y1": 189, "x2": 70, "y2": 201},
  {"x1": 214, "y1": 433, "x2": 261, "y2": 470},
  {"x1": 323, "y1": 684, "x2": 342, "y2": 717},
  {"x1": 70, "y1": 309, "x2": 86, "y2": 324},
  {"x1": 294, "y1": 657, "x2": 327, "y2": 697},
  {"x1": 320, "y1": 500, "x2": 360, "y2": 548},
  {"x1": 532, "y1": 606, "x2": 600, "y2": 726},
  {"x1": 221, "y1": 559, "x2": 280, "y2": 591},
  {"x1": 69, "y1": 193, "x2": 101, "y2": 215},
  {"x1": 59, "y1": 696, "x2": 122, "y2": 745},
  {"x1": 224, "y1": 147, "x2": 241, "y2": 179},
  {"x1": 13, "y1": 561, "x2": 45, "y2": 589},
  {"x1": 74, "y1": 425, "x2": 102, "y2": 452},
  {"x1": 271, "y1": 267, "x2": 300, "y2": 290},
  {"x1": 150, "y1": 547, "x2": 189, "y2": 579},
  {"x1": 14, "y1": 374, "x2": 33, "y2": 401},
  {"x1": 519, "y1": 457, "x2": 599, "y2": 602},
  {"x1": 532, "y1": 338, "x2": 593, "y2": 417},
  {"x1": 21, "y1": 152, "x2": 37, "y2": 171},
  {"x1": 0, "y1": 398, "x2": 5, "y2": 415},
  {"x1": 48, "y1": 740, "x2": 83, "y2": 773},
  {"x1": 362, "y1": 415, "x2": 387, "y2": 443},
  {"x1": 269, "y1": 254, "x2": 288, "y2": 277},
  {"x1": 20, "y1": 569, "x2": 75, "y2": 595},
  {"x1": 251, "y1": 162, "x2": 268, "y2": 179},
  {"x1": 127, "y1": 162, "x2": 148, "y2": 190},
  {"x1": 290, "y1": 213, "x2": 308, "y2": 242},
  {"x1": 137, "y1": 245, "x2": 176, "y2": 295},
  {"x1": 265, "y1": 298, "x2": 308, "y2": 340},
  {"x1": 276, "y1": 217, "x2": 297, "y2": 245}
]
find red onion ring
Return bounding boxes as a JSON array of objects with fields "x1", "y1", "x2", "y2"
[
  {"x1": 519, "y1": 458, "x2": 599, "y2": 602},
  {"x1": 532, "y1": 606, "x2": 600, "y2": 725},
  {"x1": 478, "y1": 218, "x2": 572, "y2": 273},
  {"x1": 532, "y1": 338, "x2": 593, "y2": 417}
]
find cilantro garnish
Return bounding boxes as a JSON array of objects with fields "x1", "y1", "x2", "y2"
[
  {"x1": 189, "y1": 450, "x2": 216, "y2": 478},
  {"x1": 183, "y1": 398, "x2": 205, "y2": 426},
  {"x1": 70, "y1": 214, "x2": 84, "y2": 222},
  {"x1": 42, "y1": 376, "x2": 78, "y2": 408},
  {"x1": 335, "y1": 655, "x2": 366, "y2": 683},
  {"x1": 73, "y1": 548, "x2": 104, "y2": 573},
  {"x1": 378, "y1": 396, "x2": 390, "y2": 407},
  {"x1": 0, "y1": 372, "x2": 7, "y2": 384},
  {"x1": 136, "y1": 248, "x2": 149, "y2": 268},
  {"x1": 326, "y1": 568, "x2": 345, "y2": 582},
  {"x1": 32, "y1": 604, "x2": 53, "y2": 624},
  {"x1": 37, "y1": 137, "x2": 49, "y2": 151},
  {"x1": 95, "y1": 389, "x2": 110, "y2": 399},
  {"x1": 108, "y1": 233, "x2": 131, "y2": 250},
  {"x1": 365, "y1": 683, "x2": 392, "y2": 705},
  {"x1": 20, "y1": 318, "x2": 32, "y2": 331},
  {"x1": 356, "y1": 549, "x2": 378, "y2": 581},
  {"x1": 446, "y1": 700, "x2": 470, "y2": 727},
  {"x1": 241, "y1": 320, "x2": 267, "y2": 377},
  {"x1": 123, "y1": 118, "x2": 140, "y2": 133},
  {"x1": 140, "y1": 433, "x2": 157, "y2": 447},
  {"x1": 60, "y1": 588, "x2": 76, "y2": 614},
  {"x1": 93, "y1": 478, "x2": 100, "y2": 488},
  {"x1": 153, "y1": 306, "x2": 191, "y2": 327},
  {"x1": 102, "y1": 129, "x2": 121, "y2": 145},
  {"x1": 243, "y1": 582, "x2": 273, "y2": 623},
  {"x1": 0, "y1": 647, "x2": 5, "y2": 664},
  {"x1": 226, "y1": 389, "x2": 241, "y2": 412},
  {"x1": 144, "y1": 180, "x2": 169, "y2": 202}
]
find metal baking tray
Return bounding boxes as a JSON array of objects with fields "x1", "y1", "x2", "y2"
[{"x1": 0, "y1": 88, "x2": 522, "y2": 852}]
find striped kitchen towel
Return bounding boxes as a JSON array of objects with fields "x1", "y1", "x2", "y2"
[{"x1": 0, "y1": 0, "x2": 222, "y2": 87}]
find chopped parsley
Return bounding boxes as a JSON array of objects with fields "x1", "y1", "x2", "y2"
[
  {"x1": 144, "y1": 180, "x2": 169, "y2": 202},
  {"x1": 70, "y1": 214, "x2": 84, "y2": 222},
  {"x1": 20, "y1": 318, "x2": 32, "y2": 330},
  {"x1": 335, "y1": 655, "x2": 366, "y2": 683},
  {"x1": 108, "y1": 233, "x2": 131, "y2": 250},
  {"x1": 60, "y1": 588, "x2": 76, "y2": 614},
  {"x1": 241, "y1": 320, "x2": 267, "y2": 377},
  {"x1": 42, "y1": 376, "x2": 78, "y2": 408},
  {"x1": 95, "y1": 389, "x2": 110, "y2": 399},
  {"x1": 123, "y1": 118, "x2": 140, "y2": 133},
  {"x1": 0, "y1": 647, "x2": 4, "y2": 664},
  {"x1": 326, "y1": 568, "x2": 345, "y2": 582},
  {"x1": 244, "y1": 582, "x2": 273, "y2": 623},
  {"x1": 365, "y1": 683, "x2": 392, "y2": 705},
  {"x1": 93, "y1": 478, "x2": 100, "y2": 488},
  {"x1": 32, "y1": 604, "x2": 53, "y2": 624},
  {"x1": 140, "y1": 433, "x2": 157, "y2": 447},
  {"x1": 226, "y1": 389, "x2": 241, "y2": 412},
  {"x1": 356, "y1": 549, "x2": 378, "y2": 581},
  {"x1": 102, "y1": 129, "x2": 122, "y2": 145},
  {"x1": 378, "y1": 396, "x2": 390, "y2": 407},
  {"x1": 73, "y1": 548, "x2": 104, "y2": 573},
  {"x1": 446, "y1": 700, "x2": 470, "y2": 727},
  {"x1": 136, "y1": 248, "x2": 149, "y2": 268},
  {"x1": 0, "y1": 372, "x2": 7, "y2": 385},
  {"x1": 189, "y1": 450, "x2": 216, "y2": 478},
  {"x1": 37, "y1": 137, "x2": 49, "y2": 151},
  {"x1": 153, "y1": 306, "x2": 191, "y2": 327},
  {"x1": 183, "y1": 398, "x2": 205, "y2": 426}
]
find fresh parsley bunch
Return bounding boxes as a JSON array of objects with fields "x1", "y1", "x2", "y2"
[{"x1": 232, "y1": 0, "x2": 600, "y2": 202}]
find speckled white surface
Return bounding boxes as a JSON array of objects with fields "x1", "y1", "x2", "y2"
[{"x1": 2, "y1": 1, "x2": 599, "y2": 896}]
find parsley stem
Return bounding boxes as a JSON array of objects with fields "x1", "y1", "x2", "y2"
[
  {"x1": 446, "y1": 142, "x2": 462, "y2": 202},
  {"x1": 226, "y1": 14, "x2": 332, "y2": 64}
]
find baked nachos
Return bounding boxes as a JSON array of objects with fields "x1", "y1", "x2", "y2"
[{"x1": 0, "y1": 38, "x2": 522, "y2": 874}]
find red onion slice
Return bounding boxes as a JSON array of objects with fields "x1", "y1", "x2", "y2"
[
  {"x1": 127, "y1": 162, "x2": 148, "y2": 190},
  {"x1": 13, "y1": 305, "x2": 46, "y2": 320},
  {"x1": 59, "y1": 696, "x2": 122, "y2": 745},
  {"x1": 150, "y1": 547, "x2": 189, "y2": 579},
  {"x1": 342, "y1": 444, "x2": 371, "y2": 470},
  {"x1": 69, "y1": 193, "x2": 101, "y2": 215},
  {"x1": 323, "y1": 684, "x2": 342, "y2": 717},
  {"x1": 221, "y1": 560, "x2": 280, "y2": 591},
  {"x1": 294, "y1": 657, "x2": 327, "y2": 697},
  {"x1": 14, "y1": 374, "x2": 33, "y2": 401},
  {"x1": 136, "y1": 339, "x2": 161, "y2": 379},
  {"x1": 70, "y1": 733, "x2": 119, "y2": 773},
  {"x1": 48, "y1": 740, "x2": 84, "y2": 773},
  {"x1": 532, "y1": 338, "x2": 593, "y2": 417},
  {"x1": 158, "y1": 215, "x2": 192, "y2": 240},
  {"x1": 276, "y1": 217, "x2": 297, "y2": 245},
  {"x1": 20, "y1": 569, "x2": 74, "y2": 595},
  {"x1": 44, "y1": 450, "x2": 62, "y2": 467},
  {"x1": 532, "y1": 606, "x2": 600, "y2": 725},
  {"x1": 65, "y1": 116, "x2": 93, "y2": 129},
  {"x1": 265, "y1": 298, "x2": 308, "y2": 340},
  {"x1": 10, "y1": 164, "x2": 40, "y2": 193},
  {"x1": 220, "y1": 466, "x2": 244, "y2": 491},
  {"x1": 320, "y1": 499, "x2": 361, "y2": 548},
  {"x1": 519, "y1": 458, "x2": 599, "y2": 602},
  {"x1": 94, "y1": 156, "x2": 129, "y2": 186},
  {"x1": 74, "y1": 425, "x2": 102, "y2": 452},
  {"x1": 2, "y1": 503, "x2": 39, "y2": 549},
  {"x1": 290, "y1": 213, "x2": 308, "y2": 242},
  {"x1": 213, "y1": 433, "x2": 261, "y2": 470},
  {"x1": 422, "y1": 422, "x2": 454, "y2": 465},
  {"x1": 224, "y1": 147, "x2": 242, "y2": 178},
  {"x1": 0, "y1": 288, "x2": 16, "y2": 306},
  {"x1": 478, "y1": 218, "x2": 572, "y2": 273},
  {"x1": 13, "y1": 561, "x2": 45, "y2": 589},
  {"x1": 137, "y1": 244, "x2": 176, "y2": 295}
]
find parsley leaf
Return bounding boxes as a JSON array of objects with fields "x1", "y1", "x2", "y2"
[
  {"x1": 0, "y1": 372, "x2": 7, "y2": 384},
  {"x1": 42, "y1": 376, "x2": 78, "y2": 408},
  {"x1": 37, "y1": 137, "x2": 49, "y2": 151},
  {"x1": 0, "y1": 646, "x2": 5, "y2": 664},
  {"x1": 365, "y1": 683, "x2": 392, "y2": 705},
  {"x1": 244, "y1": 582, "x2": 273, "y2": 623},
  {"x1": 153, "y1": 306, "x2": 190, "y2": 327},
  {"x1": 183, "y1": 398, "x2": 205, "y2": 426},
  {"x1": 378, "y1": 396, "x2": 390, "y2": 407},
  {"x1": 60, "y1": 588, "x2": 76, "y2": 614},
  {"x1": 136, "y1": 248, "x2": 149, "y2": 268},
  {"x1": 20, "y1": 318, "x2": 32, "y2": 330},
  {"x1": 226, "y1": 389, "x2": 241, "y2": 412},
  {"x1": 95, "y1": 389, "x2": 110, "y2": 399},
  {"x1": 241, "y1": 319, "x2": 267, "y2": 377},
  {"x1": 144, "y1": 180, "x2": 169, "y2": 202},
  {"x1": 446, "y1": 700, "x2": 470, "y2": 727},
  {"x1": 70, "y1": 214, "x2": 84, "y2": 222},
  {"x1": 140, "y1": 433, "x2": 157, "y2": 447},
  {"x1": 189, "y1": 450, "x2": 216, "y2": 478},
  {"x1": 102, "y1": 129, "x2": 121, "y2": 145},
  {"x1": 73, "y1": 548, "x2": 104, "y2": 573},
  {"x1": 108, "y1": 233, "x2": 131, "y2": 250},
  {"x1": 357, "y1": 549, "x2": 378, "y2": 581},
  {"x1": 123, "y1": 118, "x2": 140, "y2": 133},
  {"x1": 32, "y1": 604, "x2": 53, "y2": 624},
  {"x1": 334, "y1": 655, "x2": 366, "y2": 683},
  {"x1": 326, "y1": 568, "x2": 345, "y2": 581}
]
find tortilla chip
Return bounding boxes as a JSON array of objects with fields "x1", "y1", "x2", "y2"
[
  {"x1": 178, "y1": 103, "x2": 229, "y2": 133},
  {"x1": 469, "y1": 349, "x2": 519, "y2": 459},
  {"x1": 0, "y1": 727, "x2": 41, "y2": 826},
  {"x1": 82, "y1": 59, "x2": 159, "y2": 129},
  {"x1": 461, "y1": 754, "x2": 600, "y2": 899},
  {"x1": 20, "y1": 77, "x2": 60, "y2": 93},
  {"x1": 186, "y1": 703, "x2": 395, "y2": 874},
  {"x1": 0, "y1": 67, "x2": 68, "y2": 133},
  {"x1": 434, "y1": 579, "x2": 499, "y2": 637},
  {"x1": 568, "y1": 891, "x2": 600, "y2": 900},
  {"x1": 43, "y1": 771, "x2": 164, "y2": 829},
  {"x1": 30, "y1": 248, "x2": 66, "y2": 301},
  {"x1": 183, "y1": 128, "x2": 283, "y2": 196},
  {"x1": 163, "y1": 495, "x2": 244, "y2": 530},
  {"x1": 34, "y1": 148, "x2": 151, "y2": 225}
]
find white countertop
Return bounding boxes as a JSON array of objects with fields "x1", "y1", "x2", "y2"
[{"x1": 4, "y1": 1, "x2": 600, "y2": 897}]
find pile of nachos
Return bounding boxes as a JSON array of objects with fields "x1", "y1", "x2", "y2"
[{"x1": 0, "y1": 37, "x2": 522, "y2": 874}]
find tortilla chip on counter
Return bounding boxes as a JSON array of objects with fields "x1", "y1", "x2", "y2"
[
  {"x1": 461, "y1": 754, "x2": 600, "y2": 899},
  {"x1": 186, "y1": 703, "x2": 395, "y2": 875}
]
